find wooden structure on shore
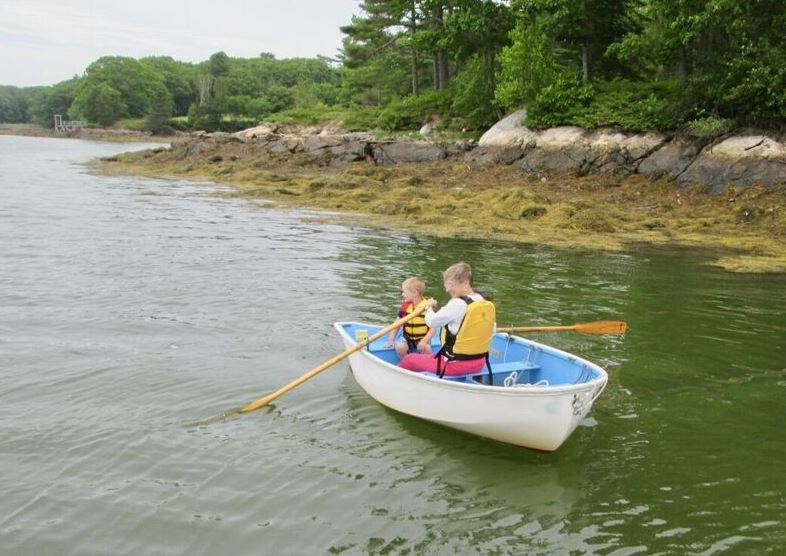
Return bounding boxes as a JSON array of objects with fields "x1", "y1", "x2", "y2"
[{"x1": 54, "y1": 114, "x2": 85, "y2": 133}]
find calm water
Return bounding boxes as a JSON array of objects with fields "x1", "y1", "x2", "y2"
[{"x1": 1, "y1": 135, "x2": 784, "y2": 555}]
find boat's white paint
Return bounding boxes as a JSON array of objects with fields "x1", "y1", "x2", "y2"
[{"x1": 334, "y1": 322, "x2": 608, "y2": 451}]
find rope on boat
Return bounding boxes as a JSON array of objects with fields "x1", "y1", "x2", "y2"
[
  {"x1": 571, "y1": 381, "x2": 606, "y2": 414},
  {"x1": 503, "y1": 370, "x2": 550, "y2": 388}
]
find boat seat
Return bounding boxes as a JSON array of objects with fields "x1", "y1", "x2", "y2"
[
  {"x1": 444, "y1": 360, "x2": 541, "y2": 385},
  {"x1": 492, "y1": 361, "x2": 541, "y2": 374}
]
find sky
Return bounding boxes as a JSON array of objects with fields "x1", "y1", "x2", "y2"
[{"x1": 0, "y1": 0, "x2": 361, "y2": 87}]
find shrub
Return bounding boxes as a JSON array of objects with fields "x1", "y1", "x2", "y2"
[
  {"x1": 525, "y1": 75, "x2": 594, "y2": 128},
  {"x1": 450, "y1": 55, "x2": 502, "y2": 130},
  {"x1": 377, "y1": 91, "x2": 450, "y2": 132},
  {"x1": 527, "y1": 78, "x2": 688, "y2": 132},
  {"x1": 685, "y1": 115, "x2": 734, "y2": 138}
]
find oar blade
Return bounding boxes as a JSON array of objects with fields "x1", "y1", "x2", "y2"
[{"x1": 572, "y1": 320, "x2": 627, "y2": 335}]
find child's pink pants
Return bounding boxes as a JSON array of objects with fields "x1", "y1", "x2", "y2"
[{"x1": 398, "y1": 353, "x2": 486, "y2": 376}]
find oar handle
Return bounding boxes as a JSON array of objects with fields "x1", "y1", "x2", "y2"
[
  {"x1": 507, "y1": 325, "x2": 578, "y2": 333},
  {"x1": 239, "y1": 306, "x2": 428, "y2": 413}
]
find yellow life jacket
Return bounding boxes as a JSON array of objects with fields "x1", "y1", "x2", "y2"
[
  {"x1": 403, "y1": 299, "x2": 429, "y2": 340},
  {"x1": 440, "y1": 296, "x2": 496, "y2": 360}
]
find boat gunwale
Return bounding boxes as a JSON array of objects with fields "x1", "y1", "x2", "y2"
[{"x1": 334, "y1": 321, "x2": 608, "y2": 396}]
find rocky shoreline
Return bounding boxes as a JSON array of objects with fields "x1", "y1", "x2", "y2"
[
  {"x1": 94, "y1": 116, "x2": 786, "y2": 274},
  {"x1": 7, "y1": 116, "x2": 786, "y2": 191},
  {"x1": 217, "y1": 111, "x2": 786, "y2": 191},
  {"x1": 9, "y1": 118, "x2": 782, "y2": 272}
]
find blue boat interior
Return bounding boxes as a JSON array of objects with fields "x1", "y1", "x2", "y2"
[{"x1": 339, "y1": 322, "x2": 602, "y2": 387}]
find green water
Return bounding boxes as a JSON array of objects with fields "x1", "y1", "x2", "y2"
[
  {"x1": 1, "y1": 135, "x2": 784, "y2": 555},
  {"x1": 337, "y1": 235, "x2": 786, "y2": 554}
]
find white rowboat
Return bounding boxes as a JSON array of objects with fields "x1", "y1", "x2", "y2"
[{"x1": 334, "y1": 321, "x2": 608, "y2": 451}]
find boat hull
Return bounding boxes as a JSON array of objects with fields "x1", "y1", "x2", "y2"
[{"x1": 334, "y1": 322, "x2": 608, "y2": 451}]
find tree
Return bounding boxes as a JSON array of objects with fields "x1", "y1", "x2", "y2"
[
  {"x1": 145, "y1": 80, "x2": 174, "y2": 133},
  {"x1": 442, "y1": 0, "x2": 515, "y2": 127},
  {"x1": 70, "y1": 82, "x2": 127, "y2": 126},
  {"x1": 510, "y1": 0, "x2": 641, "y2": 83},
  {"x1": 612, "y1": 0, "x2": 786, "y2": 123},
  {"x1": 28, "y1": 79, "x2": 78, "y2": 128},
  {"x1": 495, "y1": 20, "x2": 562, "y2": 110},
  {"x1": 74, "y1": 56, "x2": 169, "y2": 119},
  {"x1": 140, "y1": 56, "x2": 196, "y2": 116},
  {"x1": 208, "y1": 51, "x2": 231, "y2": 77},
  {"x1": 0, "y1": 86, "x2": 30, "y2": 123},
  {"x1": 341, "y1": 0, "x2": 429, "y2": 98}
]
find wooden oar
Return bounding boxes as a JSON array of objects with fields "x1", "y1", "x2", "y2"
[
  {"x1": 239, "y1": 306, "x2": 428, "y2": 414},
  {"x1": 505, "y1": 320, "x2": 627, "y2": 335}
]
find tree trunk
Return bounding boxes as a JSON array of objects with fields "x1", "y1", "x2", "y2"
[
  {"x1": 677, "y1": 55, "x2": 687, "y2": 85},
  {"x1": 410, "y1": 1, "x2": 419, "y2": 96},
  {"x1": 411, "y1": 51, "x2": 420, "y2": 96},
  {"x1": 437, "y1": 51, "x2": 449, "y2": 90},
  {"x1": 433, "y1": 4, "x2": 449, "y2": 90},
  {"x1": 581, "y1": 44, "x2": 589, "y2": 83}
]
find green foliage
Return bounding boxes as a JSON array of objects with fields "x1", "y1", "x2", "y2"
[
  {"x1": 140, "y1": 56, "x2": 195, "y2": 116},
  {"x1": 145, "y1": 80, "x2": 174, "y2": 133},
  {"x1": 266, "y1": 103, "x2": 380, "y2": 131},
  {"x1": 70, "y1": 82, "x2": 127, "y2": 127},
  {"x1": 608, "y1": 0, "x2": 786, "y2": 126},
  {"x1": 339, "y1": 48, "x2": 413, "y2": 106},
  {"x1": 449, "y1": 55, "x2": 501, "y2": 130},
  {"x1": 510, "y1": 0, "x2": 641, "y2": 80},
  {"x1": 8, "y1": 0, "x2": 786, "y2": 135},
  {"x1": 574, "y1": 79, "x2": 685, "y2": 131},
  {"x1": 76, "y1": 57, "x2": 163, "y2": 120},
  {"x1": 115, "y1": 118, "x2": 149, "y2": 131},
  {"x1": 208, "y1": 52, "x2": 231, "y2": 77},
  {"x1": 525, "y1": 74, "x2": 595, "y2": 128},
  {"x1": 706, "y1": 41, "x2": 786, "y2": 122},
  {"x1": 339, "y1": 105, "x2": 382, "y2": 131},
  {"x1": 27, "y1": 80, "x2": 77, "y2": 127},
  {"x1": 523, "y1": 78, "x2": 685, "y2": 131},
  {"x1": 0, "y1": 86, "x2": 31, "y2": 123},
  {"x1": 495, "y1": 21, "x2": 561, "y2": 110},
  {"x1": 377, "y1": 91, "x2": 450, "y2": 131},
  {"x1": 685, "y1": 115, "x2": 734, "y2": 138}
]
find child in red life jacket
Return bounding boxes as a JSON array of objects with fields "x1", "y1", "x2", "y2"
[{"x1": 385, "y1": 276, "x2": 435, "y2": 359}]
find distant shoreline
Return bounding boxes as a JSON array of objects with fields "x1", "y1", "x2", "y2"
[{"x1": 0, "y1": 123, "x2": 175, "y2": 143}]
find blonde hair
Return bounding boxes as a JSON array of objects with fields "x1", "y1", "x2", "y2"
[
  {"x1": 443, "y1": 262, "x2": 473, "y2": 285},
  {"x1": 402, "y1": 276, "x2": 426, "y2": 294}
]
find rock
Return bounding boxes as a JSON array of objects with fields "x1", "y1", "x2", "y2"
[
  {"x1": 677, "y1": 135, "x2": 786, "y2": 190},
  {"x1": 638, "y1": 139, "x2": 699, "y2": 179},
  {"x1": 710, "y1": 136, "x2": 786, "y2": 158},
  {"x1": 233, "y1": 124, "x2": 279, "y2": 141},
  {"x1": 478, "y1": 110, "x2": 537, "y2": 147},
  {"x1": 207, "y1": 118, "x2": 786, "y2": 190},
  {"x1": 373, "y1": 141, "x2": 447, "y2": 164},
  {"x1": 465, "y1": 146, "x2": 527, "y2": 166},
  {"x1": 586, "y1": 129, "x2": 667, "y2": 174}
]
